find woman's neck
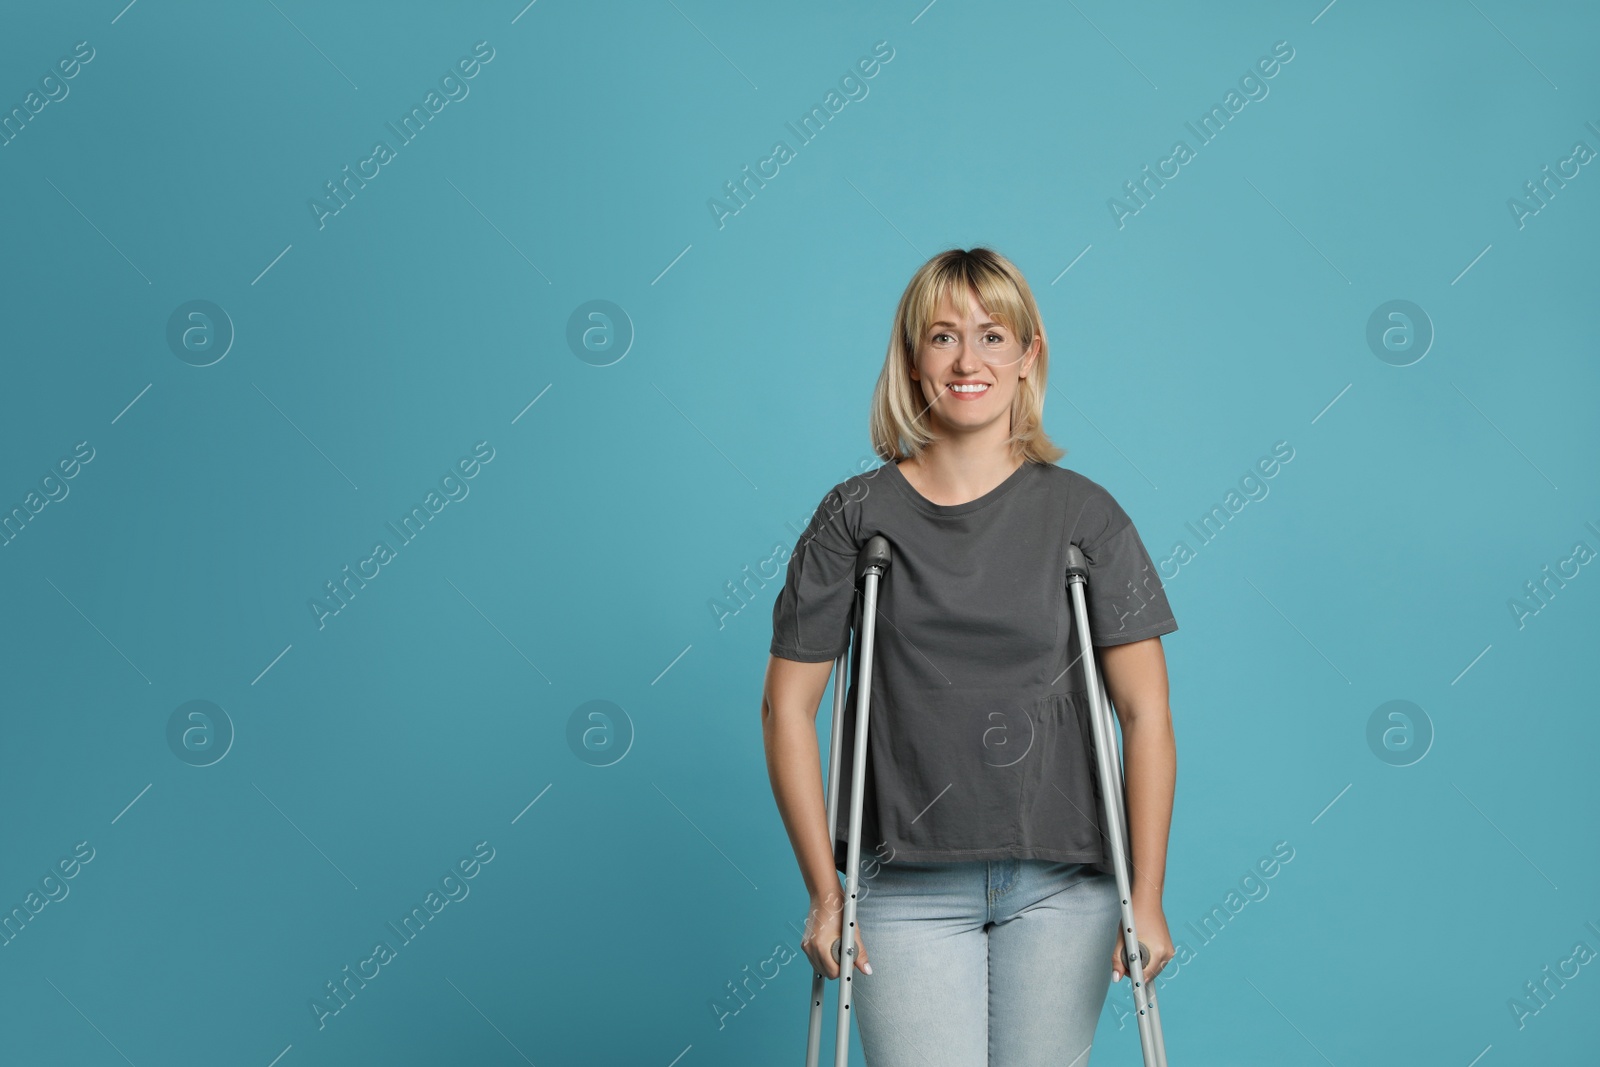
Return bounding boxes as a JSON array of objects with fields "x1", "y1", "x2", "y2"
[{"x1": 898, "y1": 444, "x2": 1025, "y2": 507}]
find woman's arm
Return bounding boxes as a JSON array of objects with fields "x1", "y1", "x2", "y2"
[
  {"x1": 763, "y1": 653, "x2": 874, "y2": 979},
  {"x1": 760, "y1": 654, "x2": 843, "y2": 903},
  {"x1": 1099, "y1": 635, "x2": 1177, "y2": 979}
]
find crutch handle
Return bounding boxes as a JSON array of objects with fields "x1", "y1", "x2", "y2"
[{"x1": 1122, "y1": 940, "x2": 1150, "y2": 971}]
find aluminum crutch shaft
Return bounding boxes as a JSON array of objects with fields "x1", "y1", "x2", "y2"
[
  {"x1": 804, "y1": 623, "x2": 850, "y2": 1065},
  {"x1": 804, "y1": 534, "x2": 890, "y2": 1067},
  {"x1": 1065, "y1": 543, "x2": 1168, "y2": 1067}
]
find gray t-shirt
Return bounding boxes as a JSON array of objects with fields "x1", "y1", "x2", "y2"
[{"x1": 769, "y1": 459, "x2": 1178, "y2": 877}]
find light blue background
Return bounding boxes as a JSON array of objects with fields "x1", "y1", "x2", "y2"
[{"x1": 1, "y1": 1, "x2": 1596, "y2": 1064}]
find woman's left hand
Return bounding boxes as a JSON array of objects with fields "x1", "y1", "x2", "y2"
[{"x1": 1110, "y1": 893, "x2": 1174, "y2": 984}]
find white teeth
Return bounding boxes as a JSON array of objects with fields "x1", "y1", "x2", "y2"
[{"x1": 951, "y1": 384, "x2": 988, "y2": 393}]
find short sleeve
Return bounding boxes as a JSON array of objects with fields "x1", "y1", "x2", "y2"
[
  {"x1": 1074, "y1": 483, "x2": 1178, "y2": 647},
  {"x1": 770, "y1": 482, "x2": 861, "y2": 663}
]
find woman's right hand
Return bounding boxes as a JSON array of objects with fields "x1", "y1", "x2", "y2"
[{"x1": 801, "y1": 892, "x2": 871, "y2": 979}]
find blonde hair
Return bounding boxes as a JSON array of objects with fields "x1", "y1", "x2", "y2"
[{"x1": 869, "y1": 247, "x2": 1065, "y2": 465}]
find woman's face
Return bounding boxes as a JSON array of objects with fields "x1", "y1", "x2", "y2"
[{"x1": 909, "y1": 289, "x2": 1039, "y2": 439}]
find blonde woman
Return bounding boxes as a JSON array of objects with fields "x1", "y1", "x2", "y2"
[{"x1": 762, "y1": 248, "x2": 1179, "y2": 1065}]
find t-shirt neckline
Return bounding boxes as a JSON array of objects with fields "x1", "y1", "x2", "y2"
[{"x1": 884, "y1": 459, "x2": 1035, "y2": 516}]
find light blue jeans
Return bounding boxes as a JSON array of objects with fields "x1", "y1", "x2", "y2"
[{"x1": 851, "y1": 858, "x2": 1122, "y2": 1067}]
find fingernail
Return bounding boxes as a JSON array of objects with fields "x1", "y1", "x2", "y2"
[{"x1": 862, "y1": 962, "x2": 872, "y2": 975}]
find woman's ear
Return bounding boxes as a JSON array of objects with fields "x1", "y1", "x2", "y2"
[{"x1": 1018, "y1": 338, "x2": 1038, "y2": 378}]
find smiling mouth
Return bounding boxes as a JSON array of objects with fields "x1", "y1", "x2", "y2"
[{"x1": 947, "y1": 383, "x2": 990, "y2": 399}]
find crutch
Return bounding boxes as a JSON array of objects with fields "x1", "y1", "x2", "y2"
[
  {"x1": 1065, "y1": 542, "x2": 1169, "y2": 1067},
  {"x1": 805, "y1": 534, "x2": 890, "y2": 1067}
]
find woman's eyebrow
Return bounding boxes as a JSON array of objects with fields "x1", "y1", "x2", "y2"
[{"x1": 929, "y1": 320, "x2": 1005, "y2": 329}]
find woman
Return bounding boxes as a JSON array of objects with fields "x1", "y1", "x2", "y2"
[{"x1": 761, "y1": 248, "x2": 1179, "y2": 1066}]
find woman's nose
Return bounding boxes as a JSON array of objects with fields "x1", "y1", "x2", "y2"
[{"x1": 952, "y1": 340, "x2": 983, "y2": 370}]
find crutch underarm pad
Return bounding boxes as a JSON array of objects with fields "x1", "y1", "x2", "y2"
[{"x1": 856, "y1": 534, "x2": 891, "y2": 579}]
